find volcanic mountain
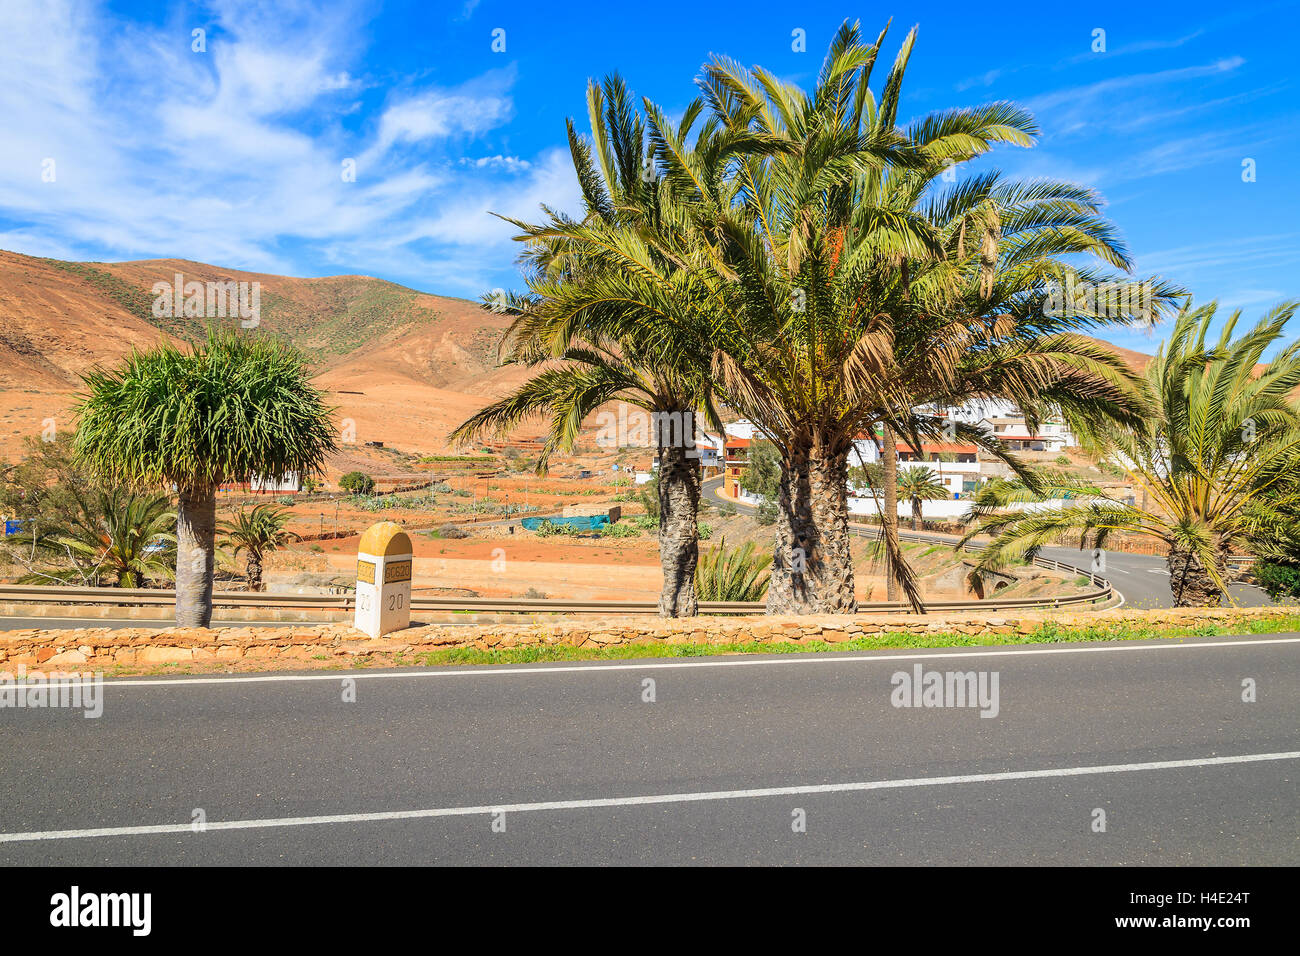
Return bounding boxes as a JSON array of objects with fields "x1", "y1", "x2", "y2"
[
  {"x1": 0, "y1": 248, "x2": 1162, "y2": 467},
  {"x1": 0, "y1": 249, "x2": 539, "y2": 464}
]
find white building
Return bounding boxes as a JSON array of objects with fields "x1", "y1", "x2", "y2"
[
  {"x1": 249, "y1": 471, "x2": 301, "y2": 493},
  {"x1": 938, "y1": 399, "x2": 1078, "y2": 451}
]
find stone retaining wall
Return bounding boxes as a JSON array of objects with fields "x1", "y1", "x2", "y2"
[{"x1": 0, "y1": 606, "x2": 1289, "y2": 673}]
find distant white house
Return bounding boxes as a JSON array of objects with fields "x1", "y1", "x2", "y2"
[
  {"x1": 249, "y1": 472, "x2": 301, "y2": 494},
  {"x1": 940, "y1": 399, "x2": 1078, "y2": 451}
]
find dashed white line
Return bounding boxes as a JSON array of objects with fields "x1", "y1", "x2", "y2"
[{"x1": 2, "y1": 751, "x2": 1294, "y2": 844}]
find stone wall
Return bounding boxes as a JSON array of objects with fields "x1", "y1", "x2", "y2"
[{"x1": 0, "y1": 605, "x2": 1288, "y2": 673}]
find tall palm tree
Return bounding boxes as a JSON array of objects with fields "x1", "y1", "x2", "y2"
[
  {"x1": 896, "y1": 465, "x2": 949, "y2": 531},
  {"x1": 74, "y1": 328, "x2": 335, "y2": 626},
  {"x1": 12, "y1": 489, "x2": 174, "y2": 587},
  {"x1": 859, "y1": 167, "x2": 1182, "y2": 604},
  {"x1": 450, "y1": 76, "x2": 722, "y2": 617},
  {"x1": 685, "y1": 21, "x2": 1171, "y2": 612},
  {"x1": 962, "y1": 300, "x2": 1300, "y2": 606},
  {"x1": 220, "y1": 503, "x2": 300, "y2": 592}
]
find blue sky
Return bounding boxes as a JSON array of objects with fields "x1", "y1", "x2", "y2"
[{"x1": 1, "y1": 0, "x2": 1297, "y2": 355}]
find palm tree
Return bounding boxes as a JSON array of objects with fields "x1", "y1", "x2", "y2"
[
  {"x1": 896, "y1": 465, "x2": 949, "y2": 531},
  {"x1": 962, "y1": 300, "x2": 1300, "y2": 606},
  {"x1": 683, "y1": 21, "x2": 1170, "y2": 613},
  {"x1": 12, "y1": 489, "x2": 174, "y2": 587},
  {"x1": 220, "y1": 503, "x2": 300, "y2": 592},
  {"x1": 73, "y1": 328, "x2": 335, "y2": 626},
  {"x1": 450, "y1": 76, "x2": 721, "y2": 617}
]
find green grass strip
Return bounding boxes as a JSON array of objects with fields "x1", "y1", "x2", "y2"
[{"x1": 404, "y1": 612, "x2": 1300, "y2": 669}]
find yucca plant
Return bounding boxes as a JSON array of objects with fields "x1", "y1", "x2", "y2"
[
  {"x1": 694, "y1": 537, "x2": 772, "y2": 602},
  {"x1": 73, "y1": 328, "x2": 335, "y2": 625},
  {"x1": 220, "y1": 503, "x2": 300, "y2": 592},
  {"x1": 962, "y1": 300, "x2": 1300, "y2": 606}
]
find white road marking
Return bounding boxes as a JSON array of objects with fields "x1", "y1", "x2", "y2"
[
  {"x1": 2, "y1": 751, "x2": 1295, "y2": 844},
  {"x1": 46, "y1": 635, "x2": 1299, "y2": 689}
]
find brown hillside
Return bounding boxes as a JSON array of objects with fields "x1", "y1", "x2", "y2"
[
  {"x1": 0, "y1": 249, "x2": 539, "y2": 462},
  {"x1": 0, "y1": 248, "x2": 1164, "y2": 465}
]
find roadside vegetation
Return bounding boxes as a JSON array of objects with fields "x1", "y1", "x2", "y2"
[
  {"x1": 450, "y1": 20, "x2": 1179, "y2": 618},
  {"x1": 72, "y1": 327, "x2": 336, "y2": 626},
  {"x1": 219, "y1": 503, "x2": 300, "y2": 592},
  {"x1": 695, "y1": 538, "x2": 772, "y2": 602},
  {"x1": 962, "y1": 301, "x2": 1300, "y2": 606}
]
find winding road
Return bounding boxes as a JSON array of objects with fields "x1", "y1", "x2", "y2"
[{"x1": 702, "y1": 476, "x2": 1279, "y2": 610}]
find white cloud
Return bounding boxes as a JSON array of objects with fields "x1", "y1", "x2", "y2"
[
  {"x1": 0, "y1": 0, "x2": 565, "y2": 295},
  {"x1": 460, "y1": 155, "x2": 533, "y2": 172}
]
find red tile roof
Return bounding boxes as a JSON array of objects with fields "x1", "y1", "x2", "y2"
[{"x1": 896, "y1": 442, "x2": 978, "y2": 454}]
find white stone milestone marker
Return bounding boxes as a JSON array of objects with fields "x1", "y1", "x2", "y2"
[{"x1": 354, "y1": 521, "x2": 413, "y2": 638}]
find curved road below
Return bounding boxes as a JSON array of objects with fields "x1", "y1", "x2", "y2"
[{"x1": 702, "y1": 476, "x2": 1279, "y2": 611}]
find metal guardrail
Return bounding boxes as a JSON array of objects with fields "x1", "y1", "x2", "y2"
[
  {"x1": 0, "y1": 473, "x2": 1114, "y2": 617},
  {"x1": 0, "y1": 545, "x2": 1113, "y2": 616},
  {"x1": 848, "y1": 525, "x2": 1115, "y2": 610}
]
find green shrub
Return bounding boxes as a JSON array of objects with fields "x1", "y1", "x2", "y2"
[
  {"x1": 339, "y1": 471, "x2": 374, "y2": 495},
  {"x1": 600, "y1": 521, "x2": 640, "y2": 538},
  {"x1": 697, "y1": 521, "x2": 714, "y2": 540},
  {"x1": 1253, "y1": 560, "x2": 1300, "y2": 599},
  {"x1": 756, "y1": 501, "x2": 778, "y2": 525},
  {"x1": 534, "y1": 519, "x2": 579, "y2": 537},
  {"x1": 695, "y1": 537, "x2": 771, "y2": 601}
]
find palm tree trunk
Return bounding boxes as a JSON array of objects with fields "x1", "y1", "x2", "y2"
[
  {"x1": 656, "y1": 442, "x2": 700, "y2": 617},
  {"x1": 807, "y1": 432, "x2": 856, "y2": 612},
  {"x1": 911, "y1": 497, "x2": 920, "y2": 532},
  {"x1": 246, "y1": 552, "x2": 264, "y2": 592},
  {"x1": 767, "y1": 429, "x2": 819, "y2": 614},
  {"x1": 175, "y1": 484, "x2": 216, "y2": 627},
  {"x1": 1166, "y1": 544, "x2": 1223, "y2": 607},
  {"x1": 881, "y1": 427, "x2": 901, "y2": 601}
]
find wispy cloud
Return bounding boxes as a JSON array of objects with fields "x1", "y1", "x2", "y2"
[
  {"x1": 0, "y1": 0, "x2": 576, "y2": 294},
  {"x1": 1025, "y1": 57, "x2": 1246, "y2": 116}
]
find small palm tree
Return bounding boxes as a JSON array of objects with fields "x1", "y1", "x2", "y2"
[
  {"x1": 896, "y1": 466, "x2": 949, "y2": 531},
  {"x1": 220, "y1": 503, "x2": 300, "y2": 591},
  {"x1": 450, "y1": 75, "x2": 721, "y2": 618},
  {"x1": 13, "y1": 489, "x2": 174, "y2": 587},
  {"x1": 74, "y1": 328, "x2": 335, "y2": 625},
  {"x1": 962, "y1": 300, "x2": 1300, "y2": 606},
  {"x1": 695, "y1": 537, "x2": 772, "y2": 602}
]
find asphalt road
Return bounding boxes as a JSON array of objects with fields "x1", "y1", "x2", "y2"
[
  {"x1": 701, "y1": 477, "x2": 1280, "y2": 610},
  {"x1": 0, "y1": 634, "x2": 1295, "y2": 865}
]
